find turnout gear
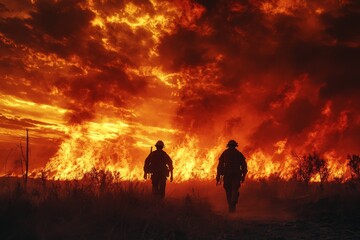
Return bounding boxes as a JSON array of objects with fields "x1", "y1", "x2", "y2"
[
  {"x1": 217, "y1": 140, "x2": 247, "y2": 213},
  {"x1": 144, "y1": 141, "x2": 173, "y2": 198}
]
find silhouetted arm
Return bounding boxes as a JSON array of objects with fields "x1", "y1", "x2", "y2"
[
  {"x1": 240, "y1": 153, "x2": 247, "y2": 182},
  {"x1": 143, "y1": 153, "x2": 152, "y2": 179},
  {"x1": 216, "y1": 152, "x2": 225, "y2": 184},
  {"x1": 170, "y1": 169, "x2": 173, "y2": 182},
  {"x1": 166, "y1": 153, "x2": 174, "y2": 182}
]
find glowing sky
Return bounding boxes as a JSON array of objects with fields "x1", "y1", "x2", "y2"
[{"x1": 0, "y1": 0, "x2": 359, "y2": 178}]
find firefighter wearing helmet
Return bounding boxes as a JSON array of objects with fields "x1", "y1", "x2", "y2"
[
  {"x1": 143, "y1": 140, "x2": 173, "y2": 198},
  {"x1": 216, "y1": 140, "x2": 247, "y2": 213}
]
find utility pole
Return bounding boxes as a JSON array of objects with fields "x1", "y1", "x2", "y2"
[{"x1": 25, "y1": 129, "x2": 29, "y2": 186}]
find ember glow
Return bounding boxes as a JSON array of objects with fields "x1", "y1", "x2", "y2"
[{"x1": 0, "y1": 0, "x2": 359, "y2": 181}]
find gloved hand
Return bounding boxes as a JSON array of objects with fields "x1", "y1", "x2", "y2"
[
  {"x1": 143, "y1": 172, "x2": 147, "y2": 180},
  {"x1": 216, "y1": 174, "x2": 221, "y2": 185},
  {"x1": 241, "y1": 174, "x2": 245, "y2": 183},
  {"x1": 170, "y1": 175, "x2": 173, "y2": 182}
]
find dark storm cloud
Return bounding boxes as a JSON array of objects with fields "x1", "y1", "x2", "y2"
[
  {"x1": 30, "y1": 0, "x2": 94, "y2": 40},
  {"x1": 0, "y1": 3, "x2": 8, "y2": 12},
  {"x1": 157, "y1": 1, "x2": 268, "y2": 135},
  {"x1": 319, "y1": 69, "x2": 360, "y2": 99},
  {"x1": 248, "y1": 120, "x2": 285, "y2": 152},
  {"x1": 158, "y1": 0, "x2": 273, "y2": 82},
  {"x1": 321, "y1": 2, "x2": 360, "y2": 42},
  {"x1": 0, "y1": 0, "x2": 94, "y2": 58},
  {"x1": 223, "y1": 117, "x2": 243, "y2": 136},
  {"x1": 55, "y1": 65, "x2": 148, "y2": 124},
  {"x1": 283, "y1": 99, "x2": 321, "y2": 134},
  {"x1": 175, "y1": 91, "x2": 233, "y2": 132},
  {"x1": 0, "y1": 55, "x2": 25, "y2": 74},
  {"x1": 0, "y1": 17, "x2": 34, "y2": 44},
  {"x1": 0, "y1": 0, "x2": 151, "y2": 124},
  {"x1": 194, "y1": 0, "x2": 219, "y2": 11},
  {"x1": 0, "y1": 0, "x2": 95, "y2": 50},
  {"x1": 157, "y1": 1, "x2": 268, "y2": 131},
  {"x1": 105, "y1": 22, "x2": 155, "y2": 65},
  {"x1": 194, "y1": 0, "x2": 358, "y2": 88},
  {"x1": 163, "y1": 0, "x2": 359, "y2": 153},
  {"x1": 26, "y1": 0, "x2": 98, "y2": 60},
  {"x1": 0, "y1": 1, "x2": 96, "y2": 73},
  {"x1": 158, "y1": 29, "x2": 210, "y2": 72}
]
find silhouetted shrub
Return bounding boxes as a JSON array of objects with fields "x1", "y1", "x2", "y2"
[
  {"x1": 293, "y1": 152, "x2": 329, "y2": 185},
  {"x1": 347, "y1": 154, "x2": 360, "y2": 180},
  {"x1": 82, "y1": 167, "x2": 121, "y2": 192}
]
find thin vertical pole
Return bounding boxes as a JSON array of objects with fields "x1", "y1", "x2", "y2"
[{"x1": 25, "y1": 129, "x2": 29, "y2": 186}]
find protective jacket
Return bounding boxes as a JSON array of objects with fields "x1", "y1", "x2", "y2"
[
  {"x1": 217, "y1": 148, "x2": 247, "y2": 178},
  {"x1": 144, "y1": 149, "x2": 173, "y2": 178}
]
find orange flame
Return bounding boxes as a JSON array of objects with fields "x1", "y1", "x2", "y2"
[{"x1": 37, "y1": 125, "x2": 353, "y2": 182}]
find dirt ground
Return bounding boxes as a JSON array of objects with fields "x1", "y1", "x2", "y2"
[{"x1": 166, "y1": 180, "x2": 360, "y2": 240}]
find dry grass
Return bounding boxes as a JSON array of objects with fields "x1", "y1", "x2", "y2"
[
  {"x1": 0, "y1": 176, "x2": 359, "y2": 240},
  {"x1": 0, "y1": 177, "x2": 224, "y2": 240}
]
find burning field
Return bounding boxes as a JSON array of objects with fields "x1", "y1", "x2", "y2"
[
  {"x1": 0, "y1": 0, "x2": 359, "y2": 238},
  {"x1": 0, "y1": 0, "x2": 359, "y2": 181}
]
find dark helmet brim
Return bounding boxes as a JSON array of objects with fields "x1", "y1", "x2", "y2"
[{"x1": 227, "y1": 140, "x2": 238, "y2": 147}]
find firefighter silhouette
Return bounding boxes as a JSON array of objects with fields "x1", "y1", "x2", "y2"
[
  {"x1": 216, "y1": 140, "x2": 247, "y2": 213},
  {"x1": 144, "y1": 140, "x2": 173, "y2": 198}
]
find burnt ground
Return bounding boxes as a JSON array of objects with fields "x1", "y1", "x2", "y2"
[{"x1": 0, "y1": 177, "x2": 359, "y2": 240}]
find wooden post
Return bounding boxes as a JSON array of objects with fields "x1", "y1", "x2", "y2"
[{"x1": 25, "y1": 129, "x2": 29, "y2": 186}]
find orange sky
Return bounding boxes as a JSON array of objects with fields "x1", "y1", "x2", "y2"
[{"x1": 0, "y1": 0, "x2": 359, "y2": 180}]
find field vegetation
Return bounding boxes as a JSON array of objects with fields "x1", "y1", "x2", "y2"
[{"x1": 0, "y1": 171, "x2": 359, "y2": 240}]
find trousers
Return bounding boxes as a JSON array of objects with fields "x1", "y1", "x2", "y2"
[
  {"x1": 223, "y1": 174, "x2": 241, "y2": 205},
  {"x1": 151, "y1": 174, "x2": 167, "y2": 198}
]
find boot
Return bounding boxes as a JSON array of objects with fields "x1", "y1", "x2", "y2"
[{"x1": 228, "y1": 203, "x2": 236, "y2": 213}]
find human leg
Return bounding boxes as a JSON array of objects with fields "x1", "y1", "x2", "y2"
[
  {"x1": 151, "y1": 175, "x2": 160, "y2": 196},
  {"x1": 223, "y1": 176, "x2": 234, "y2": 212},
  {"x1": 230, "y1": 179, "x2": 240, "y2": 204},
  {"x1": 158, "y1": 179, "x2": 166, "y2": 198}
]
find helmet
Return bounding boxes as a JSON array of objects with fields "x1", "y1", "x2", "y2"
[
  {"x1": 155, "y1": 140, "x2": 165, "y2": 148},
  {"x1": 227, "y1": 140, "x2": 238, "y2": 147}
]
